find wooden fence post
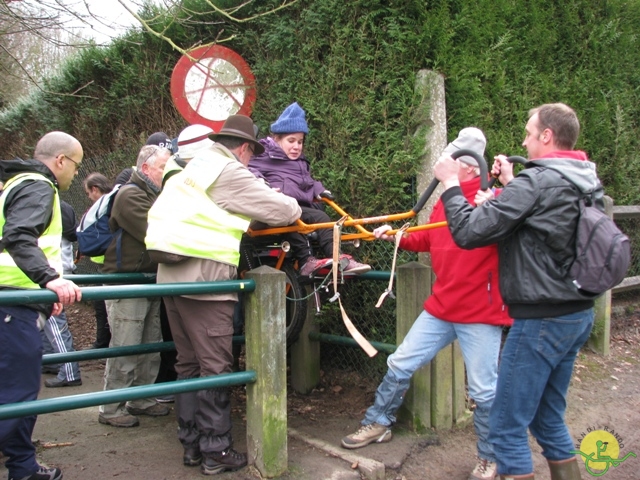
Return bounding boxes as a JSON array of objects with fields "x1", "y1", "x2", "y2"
[
  {"x1": 245, "y1": 266, "x2": 288, "y2": 477},
  {"x1": 589, "y1": 195, "x2": 613, "y2": 355},
  {"x1": 396, "y1": 262, "x2": 432, "y2": 432}
]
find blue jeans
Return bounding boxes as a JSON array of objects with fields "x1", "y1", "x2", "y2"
[
  {"x1": 363, "y1": 310, "x2": 503, "y2": 462},
  {"x1": 488, "y1": 309, "x2": 594, "y2": 474},
  {"x1": 41, "y1": 310, "x2": 81, "y2": 381}
]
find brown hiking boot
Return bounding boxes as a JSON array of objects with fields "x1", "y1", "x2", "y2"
[
  {"x1": 183, "y1": 445, "x2": 202, "y2": 467},
  {"x1": 98, "y1": 413, "x2": 139, "y2": 428},
  {"x1": 341, "y1": 423, "x2": 392, "y2": 449},
  {"x1": 126, "y1": 403, "x2": 170, "y2": 416}
]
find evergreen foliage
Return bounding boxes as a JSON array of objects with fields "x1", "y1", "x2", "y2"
[
  {"x1": 1, "y1": 0, "x2": 637, "y2": 374},
  {"x1": 0, "y1": 0, "x2": 638, "y2": 209}
]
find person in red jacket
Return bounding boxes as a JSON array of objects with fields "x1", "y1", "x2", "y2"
[{"x1": 341, "y1": 127, "x2": 513, "y2": 480}]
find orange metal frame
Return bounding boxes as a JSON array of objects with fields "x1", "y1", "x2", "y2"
[
  {"x1": 246, "y1": 197, "x2": 447, "y2": 241},
  {"x1": 245, "y1": 149, "x2": 508, "y2": 242}
]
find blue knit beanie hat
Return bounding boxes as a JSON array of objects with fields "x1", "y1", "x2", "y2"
[{"x1": 270, "y1": 102, "x2": 309, "y2": 134}]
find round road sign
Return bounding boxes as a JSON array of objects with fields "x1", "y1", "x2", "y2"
[{"x1": 171, "y1": 45, "x2": 257, "y2": 132}]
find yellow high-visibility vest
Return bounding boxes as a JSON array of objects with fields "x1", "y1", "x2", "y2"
[
  {"x1": 0, "y1": 172, "x2": 63, "y2": 289},
  {"x1": 146, "y1": 155, "x2": 250, "y2": 266}
]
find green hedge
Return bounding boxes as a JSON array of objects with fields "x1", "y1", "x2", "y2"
[{"x1": 1, "y1": 0, "x2": 639, "y2": 214}]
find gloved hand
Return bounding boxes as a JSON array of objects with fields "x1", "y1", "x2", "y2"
[{"x1": 317, "y1": 190, "x2": 335, "y2": 200}]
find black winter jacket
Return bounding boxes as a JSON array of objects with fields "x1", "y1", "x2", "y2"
[
  {"x1": 0, "y1": 159, "x2": 62, "y2": 315},
  {"x1": 441, "y1": 152, "x2": 601, "y2": 319}
]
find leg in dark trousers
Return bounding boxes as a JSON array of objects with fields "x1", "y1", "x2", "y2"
[
  {"x1": 155, "y1": 300, "x2": 178, "y2": 384},
  {"x1": 93, "y1": 300, "x2": 110, "y2": 349}
]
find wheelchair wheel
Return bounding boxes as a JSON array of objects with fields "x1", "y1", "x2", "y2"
[{"x1": 280, "y1": 262, "x2": 308, "y2": 345}]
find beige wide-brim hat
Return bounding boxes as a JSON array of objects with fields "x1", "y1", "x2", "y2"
[
  {"x1": 441, "y1": 127, "x2": 486, "y2": 166},
  {"x1": 208, "y1": 115, "x2": 265, "y2": 155}
]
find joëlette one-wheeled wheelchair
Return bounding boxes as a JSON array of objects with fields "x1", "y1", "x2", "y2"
[{"x1": 236, "y1": 150, "x2": 523, "y2": 348}]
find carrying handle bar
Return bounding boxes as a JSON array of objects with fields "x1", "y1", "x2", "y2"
[
  {"x1": 411, "y1": 149, "x2": 489, "y2": 214},
  {"x1": 487, "y1": 155, "x2": 528, "y2": 188}
]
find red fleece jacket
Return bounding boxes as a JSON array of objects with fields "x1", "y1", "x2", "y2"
[{"x1": 399, "y1": 176, "x2": 512, "y2": 326}]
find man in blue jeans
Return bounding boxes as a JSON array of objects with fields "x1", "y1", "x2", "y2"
[
  {"x1": 341, "y1": 128, "x2": 512, "y2": 480},
  {"x1": 435, "y1": 103, "x2": 596, "y2": 480}
]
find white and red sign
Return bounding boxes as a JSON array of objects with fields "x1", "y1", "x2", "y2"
[{"x1": 171, "y1": 45, "x2": 256, "y2": 132}]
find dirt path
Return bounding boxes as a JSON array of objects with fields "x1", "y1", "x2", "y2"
[{"x1": 1, "y1": 303, "x2": 639, "y2": 479}]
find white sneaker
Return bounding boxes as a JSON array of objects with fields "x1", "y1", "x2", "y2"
[
  {"x1": 469, "y1": 456, "x2": 497, "y2": 480},
  {"x1": 341, "y1": 423, "x2": 392, "y2": 449}
]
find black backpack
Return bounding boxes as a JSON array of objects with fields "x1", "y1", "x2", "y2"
[{"x1": 568, "y1": 188, "x2": 630, "y2": 296}]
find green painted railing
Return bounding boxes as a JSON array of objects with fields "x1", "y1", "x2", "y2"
[
  {"x1": 0, "y1": 372, "x2": 256, "y2": 420},
  {"x1": 309, "y1": 332, "x2": 396, "y2": 354},
  {"x1": 41, "y1": 339, "x2": 244, "y2": 365},
  {"x1": 0, "y1": 276, "x2": 255, "y2": 421},
  {"x1": 0, "y1": 279, "x2": 255, "y2": 305},
  {"x1": 65, "y1": 273, "x2": 157, "y2": 284}
]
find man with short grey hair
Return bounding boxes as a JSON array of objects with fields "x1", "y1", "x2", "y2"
[{"x1": 98, "y1": 144, "x2": 171, "y2": 428}]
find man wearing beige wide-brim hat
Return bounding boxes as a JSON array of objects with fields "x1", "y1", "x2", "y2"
[{"x1": 145, "y1": 115, "x2": 301, "y2": 475}]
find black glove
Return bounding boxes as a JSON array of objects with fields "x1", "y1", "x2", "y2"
[{"x1": 317, "y1": 190, "x2": 335, "y2": 200}]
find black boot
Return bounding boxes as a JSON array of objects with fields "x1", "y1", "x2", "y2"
[
  {"x1": 201, "y1": 448, "x2": 247, "y2": 475},
  {"x1": 183, "y1": 444, "x2": 202, "y2": 467}
]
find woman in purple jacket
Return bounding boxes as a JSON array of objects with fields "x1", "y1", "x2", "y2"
[{"x1": 249, "y1": 102, "x2": 370, "y2": 277}]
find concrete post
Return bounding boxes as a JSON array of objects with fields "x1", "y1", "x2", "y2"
[
  {"x1": 290, "y1": 286, "x2": 321, "y2": 394},
  {"x1": 413, "y1": 69, "x2": 447, "y2": 267},
  {"x1": 396, "y1": 262, "x2": 432, "y2": 432},
  {"x1": 244, "y1": 266, "x2": 288, "y2": 477},
  {"x1": 589, "y1": 196, "x2": 613, "y2": 355}
]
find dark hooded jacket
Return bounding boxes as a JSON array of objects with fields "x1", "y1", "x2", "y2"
[
  {"x1": 248, "y1": 137, "x2": 326, "y2": 208},
  {"x1": 441, "y1": 150, "x2": 601, "y2": 319}
]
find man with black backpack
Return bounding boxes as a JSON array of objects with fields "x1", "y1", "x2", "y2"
[{"x1": 434, "y1": 103, "x2": 604, "y2": 480}]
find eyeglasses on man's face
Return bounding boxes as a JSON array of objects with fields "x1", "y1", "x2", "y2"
[{"x1": 62, "y1": 154, "x2": 81, "y2": 171}]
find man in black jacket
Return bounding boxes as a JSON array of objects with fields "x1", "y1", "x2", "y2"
[
  {"x1": 0, "y1": 131, "x2": 83, "y2": 480},
  {"x1": 434, "y1": 103, "x2": 595, "y2": 480}
]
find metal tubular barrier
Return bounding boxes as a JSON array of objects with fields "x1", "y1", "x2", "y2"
[
  {"x1": 353, "y1": 270, "x2": 392, "y2": 281},
  {"x1": 0, "y1": 279, "x2": 255, "y2": 305},
  {"x1": 0, "y1": 270, "x2": 290, "y2": 477},
  {"x1": 0, "y1": 371, "x2": 257, "y2": 420},
  {"x1": 41, "y1": 338, "x2": 245, "y2": 365},
  {"x1": 309, "y1": 332, "x2": 397, "y2": 355},
  {"x1": 65, "y1": 273, "x2": 157, "y2": 284}
]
